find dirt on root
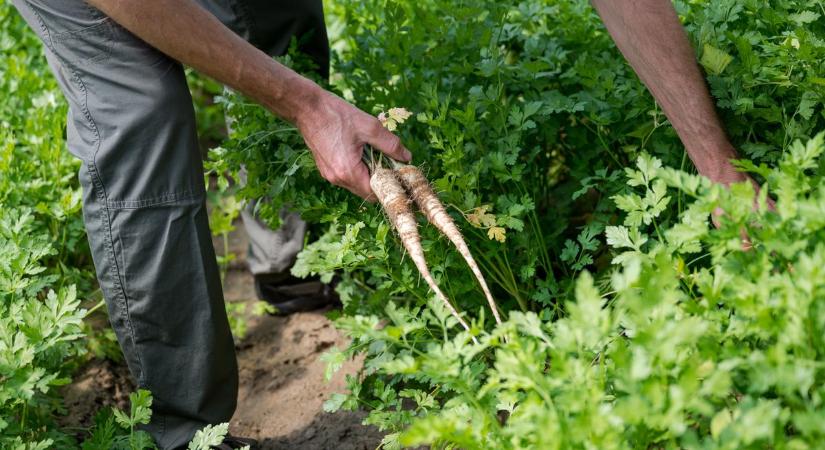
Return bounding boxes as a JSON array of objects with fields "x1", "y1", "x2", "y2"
[{"x1": 62, "y1": 223, "x2": 383, "y2": 449}]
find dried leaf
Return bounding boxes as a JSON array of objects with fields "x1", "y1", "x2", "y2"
[{"x1": 487, "y1": 226, "x2": 506, "y2": 242}]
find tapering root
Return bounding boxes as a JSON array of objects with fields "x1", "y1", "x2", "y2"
[
  {"x1": 370, "y1": 168, "x2": 475, "y2": 340},
  {"x1": 395, "y1": 165, "x2": 503, "y2": 326}
]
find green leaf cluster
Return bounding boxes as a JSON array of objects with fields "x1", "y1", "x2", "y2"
[
  {"x1": 328, "y1": 134, "x2": 825, "y2": 449},
  {"x1": 0, "y1": 4, "x2": 100, "y2": 447},
  {"x1": 215, "y1": 0, "x2": 825, "y2": 448},
  {"x1": 82, "y1": 389, "x2": 244, "y2": 450}
]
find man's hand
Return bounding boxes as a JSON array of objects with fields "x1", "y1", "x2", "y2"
[
  {"x1": 89, "y1": 0, "x2": 408, "y2": 199},
  {"x1": 296, "y1": 91, "x2": 411, "y2": 200},
  {"x1": 591, "y1": 0, "x2": 776, "y2": 234},
  {"x1": 707, "y1": 150, "x2": 774, "y2": 234},
  {"x1": 590, "y1": 1, "x2": 768, "y2": 200}
]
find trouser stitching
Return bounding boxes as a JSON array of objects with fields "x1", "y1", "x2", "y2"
[
  {"x1": 23, "y1": 2, "x2": 54, "y2": 50},
  {"x1": 24, "y1": 4, "x2": 102, "y2": 162},
  {"x1": 25, "y1": 2, "x2": 176, "y2": 442},
  {"x1": 27, "y1": 2, "x2": 145, "y2": 384},
  {"x1": 86, "y1": 162, "x2": 146, "y2": 383},
  {"x1": 106, "y1": 190, "x2": 202, "y2": 209}
]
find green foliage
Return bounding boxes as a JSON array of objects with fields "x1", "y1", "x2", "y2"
[
  {"x1": 186, "y1": 69, "x2": 229, "y2": 150},
  {"x1": 83, "y1": 390, "x2": 154, "y2": 450},
  {"x1": 225, "y1": 300, "x2": 276, "y2": 341},
  {"x1": 187, "y1": 422, "x2": 230, "y2": 450},
  {"x1": 685, "y1": 1, "x2": 825, "y2": 156},
  {"x1": 215, "y1": 0, "x2": 825, "y2": 448},
  {"x1": 187, "y1": 422, "x2": 250, "y2": 450},
  {"x1": 207, "y1": 186, "x2": 243, "y2": 282},
  {"x1": 3, "y1": 0, "x2": 825, "y2": 447},
  {"x1": 186, "y1": 421, "x2": 249, "y2": 450},
  {"x1": 0, "y1": 4, "x2": 98, "y2": 447},
  {"x1": 83, "y1": 390, "x2": 241, "y2": 450},
  {"x1": 330, "y1": 134, "x2": 825, "y2": 449}
]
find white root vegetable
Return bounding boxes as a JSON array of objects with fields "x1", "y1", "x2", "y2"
[
  {"x1": 370, "y1": 167, "x2": 474, "y2": 338},
  {"x1": 395, "y1": 164, "x2": 503, "y2": 325}
]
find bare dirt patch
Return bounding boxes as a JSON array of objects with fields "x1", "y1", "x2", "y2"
[{"x1": 229, "y1": 306, "x2": 381, "y2": 450}]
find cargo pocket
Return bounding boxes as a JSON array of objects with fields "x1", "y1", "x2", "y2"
[{"x1": 51, "y1": 18, "x2": 115, "y2": 67}]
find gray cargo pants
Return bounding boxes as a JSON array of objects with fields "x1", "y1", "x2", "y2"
[{"x1": 11, "y1": 1, "x2": 328, "y2": 448}]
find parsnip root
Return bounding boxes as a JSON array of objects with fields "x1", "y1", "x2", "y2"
[
  {"x1": 396, "y1": 164, "x2": 503, "y2": 325},
  {"x1": 369, "y1": 167, "x2": 474, "y2": 337}
]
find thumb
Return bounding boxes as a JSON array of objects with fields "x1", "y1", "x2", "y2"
[{"x1": 367, "y1": 122, "x2": 412, "y2": 162}]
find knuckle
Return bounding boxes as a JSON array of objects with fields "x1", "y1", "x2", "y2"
[
  {"x1": 327, "y1": 169, "x2": 346, "y2": 185},
  {"x1": 372, "y1": 120, "x2": 388, "y2": 135},
  {"x1": 320, "y1": 169, "x2": 338, "y2": 184},
  {"x1": 387, "y1": 135, "x2": 402, "y2": 153}
]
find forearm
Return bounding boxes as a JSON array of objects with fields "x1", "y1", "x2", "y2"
[
  {"x1": 88, "y1": 0, "x2": 322, "y2": 125},
  {"x1": 591, "y1": 0, "x2": 743, "y2": 183}
]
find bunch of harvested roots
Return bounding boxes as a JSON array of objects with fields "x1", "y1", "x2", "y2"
[{"x1": 366, "y1": 148, "x2": 502, "y2": 341}]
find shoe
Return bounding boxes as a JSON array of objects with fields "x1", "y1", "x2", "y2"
[
  {"x1": 254, "y1": 273, "x2": 340, "y2": 315},
  {"x1": 211, "y1": 435, "x2": 258, "y2": 449}
]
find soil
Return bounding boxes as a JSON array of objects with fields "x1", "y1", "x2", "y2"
[{"x1": 61, "y1": 222, "x2": 383, "y2": 449}]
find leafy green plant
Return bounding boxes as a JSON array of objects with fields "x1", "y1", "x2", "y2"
[
  {"x1": 4, "y1": 0, "x2": 825, "y2": 447},
  {"x1": 0, "y1": 4, "x2": 101, "y2": 447},
  {"x1": 0, "y1": 210, "x2": 88, "y2": 449},
  {"x1": 187, "y1": 422, "x2": 249, "y2": 450},
  {"x1": 187, "y1": 423, "x2": 231, "y2": 450},
  {"x1": 82, "y1": 390, "x2": 154, "y2": 450},
  {"x1": 326, "y1": 134, "x2": 825, "y2": 449},
  {"x1": 225, "y1": 300, "x2": 276, "y2": 341},
  {"x1": 187, "y1": 69, "x2": 229, "y2": 151},
  {"x1": 83, "y1": 390, "x2": 244, "y2": 450},
  {"x1": 214, "y1": 0, "x2": 825, "y2": 448},
  {"x1": 217, "y1": 0, "x2": 824, "y2": 317},
  {"x1": 207, "y1": 184, "x2": 243, "y2": 283}
]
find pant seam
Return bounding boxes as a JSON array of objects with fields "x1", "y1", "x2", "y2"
[
  {"x1": 23, "y1": 1, "x2": 54, "y2": 50},
  {"x1": 24, "y1": 4, "x2": 203, "y2": 445},
  {"x1": 86, "y1": 163, "x2": 146, "y2": 382},
  {"x1": 106, "y1": 190, "x2": 203, "y2": 209}
]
